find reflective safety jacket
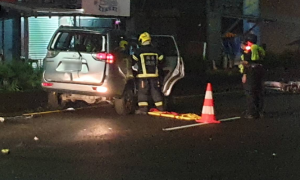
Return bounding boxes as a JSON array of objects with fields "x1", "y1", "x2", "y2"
[
  {"x1": 239, "y1": 44, "x2": 265, "y2": 74},
  {"x1": 132, "y1": 45, "x2": 164, "y2": 78}
]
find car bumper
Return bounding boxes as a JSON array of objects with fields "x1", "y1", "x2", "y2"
[{"x1": 41, "y1": 81, "x2": 121, "y2": 97}]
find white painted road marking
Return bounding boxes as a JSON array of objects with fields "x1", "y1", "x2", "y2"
[{"x1": 162, "y1": 116, "x2": 241, "y2": 131}]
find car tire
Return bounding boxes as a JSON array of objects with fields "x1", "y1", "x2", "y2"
[
  {"x1": 47, "y1": 91, "x2": 66, "y2": 110},
  {"x1": 114, "y1": 87, "x2": 136, "y2": 115}
]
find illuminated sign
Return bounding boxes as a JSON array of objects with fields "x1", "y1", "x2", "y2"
[
  {"x1": 2, "y1": 0, "x2": 82, "y2": 9},
  {"x1": 82, "y1": 0, "x2": 130, "y2": 17},
  {"x1": 0, "y1": 0, "x2": 16, "y2": 2}
]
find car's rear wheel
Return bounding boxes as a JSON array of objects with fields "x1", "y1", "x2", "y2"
[
  {"x1": 47, "y1": 91, "x2": 66, "y2": 110},
  {"x1": 114, "y1": 87, "x2": 136, "y2": 115}
]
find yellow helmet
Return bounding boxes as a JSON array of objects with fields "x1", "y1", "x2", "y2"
[
  {"x1": 139, "y1": 32, "x2": 151, "y2": 44},
  {"x1": 119, "y1": 40, "x2": 128, "y2": 49}
]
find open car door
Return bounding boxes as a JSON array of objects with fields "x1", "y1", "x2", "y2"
[{"x1": 151, "y1": 35, "x2": 185, "y2": 96}]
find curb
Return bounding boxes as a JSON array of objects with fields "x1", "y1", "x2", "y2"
[{"x1": 0, "y1": 91, "x2": 244, "y2": 121}]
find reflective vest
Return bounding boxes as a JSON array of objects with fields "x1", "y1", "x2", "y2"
[
  {"x1": 239, "y1": 44, "x2": 265, "y2": 74},
  {"x1": 132, "y1": 45, "x2": 164, "y2": 78}
]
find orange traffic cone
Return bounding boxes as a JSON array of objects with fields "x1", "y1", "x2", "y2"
[{"x1": 196, "y1": 83, "x2": 220, "y2": 124}]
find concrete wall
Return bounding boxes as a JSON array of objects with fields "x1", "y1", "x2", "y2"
[{"x1": 260, "y1": 0, "x2": 300, "y2": 53}]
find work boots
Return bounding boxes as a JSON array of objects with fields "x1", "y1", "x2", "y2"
[
  {"x1": 135, "y1": 105, "x2": 164, "y2": 115},
  {"x1": 243, "y1": 111, "x2": 265, "y2": 119},
  {"x1": 156, "y1": 105, "x2": 164, "y2": 112},
  {"x1": 135, "y1": 106, "x2": 148, "y2": 115}
]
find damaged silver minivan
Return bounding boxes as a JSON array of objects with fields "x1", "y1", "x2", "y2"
[{"x1": 41, "y1": 26, "x2": 184, "y2": 115}]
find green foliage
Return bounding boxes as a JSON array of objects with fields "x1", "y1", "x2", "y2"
[{"x1": 0, "y1": 61, "x2": 43, "y2": 92}]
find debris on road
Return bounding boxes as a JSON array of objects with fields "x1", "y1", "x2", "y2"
[
  {"x1": 25, "y1": 115, "x2": 33, "y2": 119},
  {"x1": 34, "y1": 136, "x2": 39, "y2": 141},
  {"x1": 264, "y1": 80, "x2": 300, "y2": 93},
  {"x1": 0, "y1": 115, "x2": 33, "y2": 122}
]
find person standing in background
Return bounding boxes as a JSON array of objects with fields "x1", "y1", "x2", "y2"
[{"x1": 239, "y1": 33, "x2": 266, "y2": 119}]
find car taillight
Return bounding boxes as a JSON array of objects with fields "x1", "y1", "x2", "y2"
[
  {"x1": 42, "y1": 82, "x2": 53, "y2": 87},
  {"x1": 93, "y1": 53, "x2": 114, "y2": 64},
  {"x1": 46, "y1": 51, "x2": 59, "y2": 58}
]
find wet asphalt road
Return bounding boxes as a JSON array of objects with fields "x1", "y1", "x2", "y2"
[{"x1": 1, "y1": 92, "x2": 300, "y2": 180}]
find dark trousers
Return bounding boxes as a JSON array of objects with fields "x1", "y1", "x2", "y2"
[
  {"x1": 243, "y1": 65, "x2": 265, "y2": 117},
  {"x1": 137, "y1": 78, "x2": 163, "y2": 110}
]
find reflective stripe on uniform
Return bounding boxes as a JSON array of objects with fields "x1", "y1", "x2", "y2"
[
  {"x1": 139, "y1": 53, "x2": 159, "y2": 77},
  {"x1": 132, "y1": 55, "x2": 139, "y2": 61},
  {"x1": 138, "y1": 102, "x2": 148, "y2": 106},
  {"x1": 158, "y1": 55, "x2": 164, "y2": 61},
  {"x1": 137, "y1": 74, "x2": 159, "y2": 78},
  {"x1": 238, "y1": 64, "x2": 244, "y2": 74},
  {"x1": 140, "y1": 54, "x2": 148, "y2": 77},
  {"x1": 155, "y1": 101, "x2": 163, "y2": 107}
]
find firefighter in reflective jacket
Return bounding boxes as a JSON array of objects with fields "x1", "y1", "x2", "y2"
[
  {"x1": 239, "y1": 34, "x2": 266, "y2": 119},
  {"x1": 132, "y1": 32, "x2": 164, "y2": 114}
]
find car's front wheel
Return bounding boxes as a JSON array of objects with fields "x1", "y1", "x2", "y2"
[{"x1": 114, "y1": 87, "x2": 136, "y2": 115}]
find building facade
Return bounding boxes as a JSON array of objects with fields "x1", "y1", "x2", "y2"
[
  {"x1": 0, "y1": 0, "x2": 129, "y2": 62},
  {"x1": 260, "y1": 0, "x2": 300, "y2": 53},
  {"x1": 0, "y1": 0, "x2": 298, "y2": 65}
]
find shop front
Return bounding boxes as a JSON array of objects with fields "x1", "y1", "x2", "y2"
[{"x1": 0, "y1": 0, "x2": 130, "y2": 63}]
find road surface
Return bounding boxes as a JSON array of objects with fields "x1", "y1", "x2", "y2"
[{"x1": 1, "y1": 92, "x2": 300, "y2": 180}]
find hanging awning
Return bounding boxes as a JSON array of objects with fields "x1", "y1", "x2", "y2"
[
  {"x1": 0, "y1": 1, "x2": 85, "y2": 17},
  {"x1": 222, "y1": 14, "x2": 276, "y2": 23},
  {"x1": 0, "y1": 1, "x2": 34, "y2": 16},
  {"x1": 33, "y1": 8, "x2": 85, "y2": 17},
  {"x1": 0, "y1": 1, "x2": 123, "y2": 18},
  {"x1": 221, "y1": 14, "x2": 276, "y2": 37}
]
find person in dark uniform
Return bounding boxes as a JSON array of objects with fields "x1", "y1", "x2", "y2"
[
  {"x1": 239, "y1": 33, "x2": 266, "y2": 119},
  {"x1": 132, "y1": 32, "x2": 164, "y2": 114}
]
